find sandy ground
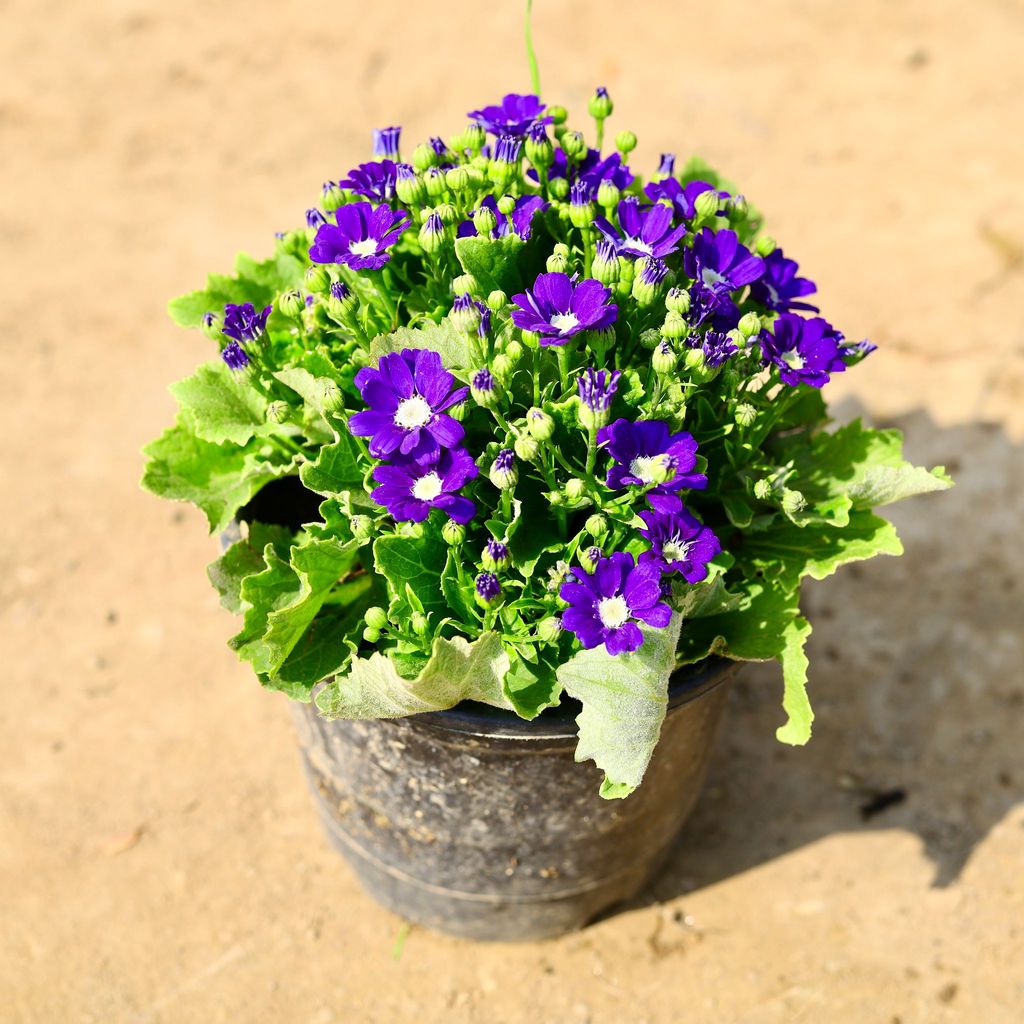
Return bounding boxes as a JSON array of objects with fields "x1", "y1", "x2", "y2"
[{"x1": 2, "y1": 1, "x2": 1023, "y2": 1021}]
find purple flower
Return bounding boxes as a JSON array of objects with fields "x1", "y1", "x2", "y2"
[
  {"x1": 309, "y1": 201, "x2": 411, "y2": 271},
  {"x1": 372, "y1": 126, "x2": 401, "y2": 159},
  {"x1": 749, "y1": 248, "x2": 819, "y2": 313},
  {"x1": 339, "y1": 160, "x2": 398, "y2": 203},
  {"x1": 638, "y1": 508, "x2": 721, "y2": 583},
  {"x1": 493, "y1": 133, "x2": 523, "y2": 165},
  {"x1": 475, "y1": 571, "x2": 502, "y2": 604},
  {"x1": 306, "y1": 208, "x2": 327, "y2": 228},
  {"x1": 656, "y1": 153, "x2": 675, "y2": 177},
  {"x1": 559, "y1": 552, "x2": 672, "y2": 656},
  {"x1": 472, "y1": 368, "x2": 495, "y2": 392},
  {"x1": 222, "y1": 302, "x2": 271, "y2": 344},
  {"x1": 221, "y1": 341, "x2": 250, "y2": 371},
  {"x1": 371, "y1": 447, "x2": 478, "y2": 525},
  {"x1": 594, "y1": 197, "x2": 687, "y2": 259},
  {"x1": 543, "y1": 148, "x2": 634, "y2": 191},
  {"x1": 457, "y1": 194, "x2": 548, "y2": 241},
  {"x1": 636, "y1": 256, "x2": 669, "y2": 288},
  {"x1": 577, "y1": 368, "x2": 621, "y2": 416},
  {"x1": 644, "y1": 178, "x2": 720, "y2": 221},
  {"x1": 760, "y1": 314, "x2": 848, "y2": 388},
  {"x1": 843, "y1": 338, "x2": 877, "y2": 363},
  {"x1": 469, "y1": 93, "x2": 550, "y2": 137},
  {"x1": 683, "y1": 227, "x2": 765, "y2": 294},
  {"x1": 700, "y1": 331, "x2": 739, "y2": 368},
  {"x1": 597, "y1": 418, "x2": 707, "y2": 511},
  {"x1": 687, "y1": 281, "x2": 740, "y2": 331},
  {"x1": 349, "y1": 348, "x2": 469, "y2": 458},
  {"x1": 511, "y1": 272, "x2": 618, "y2": 346}
]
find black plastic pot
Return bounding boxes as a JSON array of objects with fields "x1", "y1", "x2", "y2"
[{"x1": 291, "y1": 657, "x2": 739, "y2": 942}]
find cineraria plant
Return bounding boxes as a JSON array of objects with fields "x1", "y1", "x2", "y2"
[{"x1": 142, "y1": 84, "x2": 951, "y2": 799}]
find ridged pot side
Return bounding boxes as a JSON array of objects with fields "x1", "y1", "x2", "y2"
[{"x1": 292, "y1": 657, "x2": 740, "y2": 942}]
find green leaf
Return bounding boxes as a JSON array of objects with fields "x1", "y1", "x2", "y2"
[
  {"x1": 373, "y1": 526, "x2": 449, "y2": 621},
  {"x1": 673, "y1": 574, "x2": 745, "y2": 620},
  {"x1": 503, "y1": 653, "x2": 563, "y2": 720},
  {"x1": 140, "y1": 417, "x2": 292, "y2": 532},
  {"x1": 169, "y1": 361, "x2": 269, "y2": 445},
  {"x1": 454, "y1": 234, "x2": 525, "y2": 297},
  {"x1": 299, "y1": 433, "x2": 373, "y2": 508},
  {"x1": 556, "y1": 612, "x2": 685, "y2": 799},
  {"x1": 274, "y1": 365, "x2": 339, "y2": 419},
  {"x1": 208, "y1": 522, "x2": 294, "y2": 614},
  {"x1": 369, "y1": 320, "x2": 471, "y2": 370},
  {"x1": 440, "y1": 549, "x2": 474, "y2": 624},
  {"x1": 315, "y1": 632, "x2": 513, "y2": 717}
]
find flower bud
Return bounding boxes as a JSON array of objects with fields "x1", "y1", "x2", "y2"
[
  {"x1": 549, "y1": 177, "x2": 570, "y2": 200},
  {"x1": 735, "y1": 403, "x2": 757, "y2": 428},
  {"x1": 424, "y1": 166, "x2": 447, "y2": 198},
  {"x1": 445, "y1": 166, "x2": 470, "y2": 193},
  {"x1": 592, "y1": 239, "x2": 619, "y2": 286},
  {"x1": 683, "y1": 346, "x2": 707, "y2": 372},
  {"x1": 524, "y1": 124, "x2": 554, "y2": 168},
  {"x1": 564, "y1": 478, "x2": 586, "y2": 501},
  {"x1": 266, "y1": 400, "x2": 290, "y2": 424},
  {"x1": 362, "y1": 626, "x2": 381, "y2": 644},
  {"x1": 754, "y1": 235, "x2": 777, "y2": 257},
  {"x1": 491, "y1": 195, "x2": 513, "y2": 217},
  {"x1": 726, "y1": 327, "x2": 746, "y2": 351},
  {"x1": 504, "y1": 339, "x2": 523, "y2": 362},
  {"x1": 322, "y1": 181, "x2": 345, "y2": 211},
  {"x1": 738, "y1": 312, "x2": 762, "y2": 338},
  {"x1": 411, "y1": 142, "x2": 437, "y2": 171},
  {"x1": 474, "y1": 571, "x2": 502, "y2": 608},
  {"x1": 433, "y1": 202, "x2": 457, "y2": 225},
  {"x1": 694, "y1": 189, "x2": 721, "y2": 222},
  {"x1": 596, "y1": 180, "x2": 621, "y2": 210},
  {"x1": 486, "y1": 289, "x2": 507, "y2": 311},
  {"x1": 489, "y1": 449, "x2": 518, "y2": 490},
  {"x1": 395, "y1": 164, "x2": 426, "y2": 206},
  {"x1": 326, "y1": 280, "x2": 357, "y2": 321},
  {"x1": 753, "y1": 478, "x2": 774, "y2": 501},
  {"x1": 536, "y1": 616, "x2": 562, "y2": 642},
  {"x1": 451, "y1": 293, "x2": 482, "y2": 334},
  {"x1": 653, "y1": 340, "x2": 677, "y2": 375},
  {"x1": 318, "y1": 379, "x2": 344, "y2": 413},
  {"x1": 452, "y1": 274, "x2": 478, "y2": 297},
  {"x1": 304, "y1": 265, "x2": 332, "y2": 294},
  {"x1": 654, "y1": 152, "x2": 675, "y2": 180},
  {"x1": 473, "y1": 204, "x2": 498, "y2": 236},
  {"x1": 442, "y1": 520, "x2": 466, "y2": 546},
  {"x1": 350, "y1": 515, "x2": 374, "y2": 541},
  {"x1": 526, "y1": 407, "x2": 555, "y2": 441},
  {"x1": 481, "y1": 539, "x2": 510, "y2": 572},
  {"x1": 464, "y1": 123, "x2": 486, "y2": 153},
  {"x1": 587, "y1": 325, "x2": 617, "y2": 363},
  {"x1": 411, "y1": 612, "x2": 429, "y2": 636},
  {"x1": 418, "y1": 212, "x2": 445, "y2": 254},
  {"x1": 278, "y1": 289, "x2": 305, "y2": 319},
  {"x1": 365, "y1": 606, "x2": 388, "y2": 631},
  {"x1": 492, "y1": 353, "x2": 514, "y2": 381},
  {"x1": 728, "y1": 195, "x2": 748, "y2": 219},
  {"x1": 665, "y1": 287, "x2": 691, "y2": 314},
  {"x1": 782, "y1": 489, "x2": 807, "y2": 515},
  {"x1": 561, "y1": 131, "x2": 587, "y2": 161},
  {"x1": 547, "y1": 105, "x2": 568, "y2": 125},
  {"x1": 615, "y1": 130, "x2": 637, "y2": 154},
  {"x1": 661, "y1": 309, "x2": 689, "y2": 340},
  {"x1": 588, "y1": 86, "x2": 614, "y2": 121},
  {"x1": 585, "y1": 514, "x2": 609, "y2": 539},
  {"x1": 546, "y1": 250, "x2": 569, "y2": 274},
  {"x1": 580, "y1": 545, "x2": 602, "y2": 573},
  {"x1": 471, "y1": 368, "x2": 499, "y2": 408},
  {"x1": 568, "y1": 181, "x2": 595, "y2": 228},
  {"x1": 514, "y1": 433, "x2": 540, "y2": 462},
  {"x1": 632, "y1": 257, "x2": 669, "y2": 307},
  {"x1": 201, "y1": 311, "x2": 223, "y2": 341}
]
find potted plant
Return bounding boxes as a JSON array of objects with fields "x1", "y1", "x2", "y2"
[{"x1": 142, "y1": 78, "x2": 950, "y2": 940}]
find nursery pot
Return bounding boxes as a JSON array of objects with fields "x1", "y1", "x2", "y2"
[{"x1": 291, "y1": 658, "x2": 739, "y2": 942}]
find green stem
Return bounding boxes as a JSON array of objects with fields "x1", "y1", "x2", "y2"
[
  {"x1": 525, "y1": 0, "x2": 541, "y2": 96},
  {"x1": 595, "y1": 118, "x2": 604, "y2": 152}
]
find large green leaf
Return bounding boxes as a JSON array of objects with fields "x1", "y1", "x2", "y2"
[
  {"x1": 373, "y1": 526, "x2": 449, "y2": 621},
  {"x1": 315, "y1": 632, "x2": 512, "y2": 717},
  {"x1": 454, "y1": 234, "x2": 525, "y2": 297},
  {"x1": 299, "y1": 432, "x2": 373, "y2": 508},
  {"x1": 140, "y1": 418, "x2": 292, "y2": 532},
  {"x1": 208, "y1": 522, "x2": 294, "y2": 614},
  {"x1": 369, "y1": 320, "x2": 471, "y2": 370},
  {"x1": 556, "y1": 612, "x2": 685, "y2": 800},
  {"x1": 169, "y1": 361, "x2": 269, "y2": 446},
  {"x1": 503, "y1": 652, "x2": 563, "y2": 720}
]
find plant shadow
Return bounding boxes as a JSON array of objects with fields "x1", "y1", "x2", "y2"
[{"x1": 618, "y1": 409, "x2": 1023, "y2": 914}]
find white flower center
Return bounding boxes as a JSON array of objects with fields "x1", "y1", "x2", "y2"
[
  {"x1": 394, "y1": 395, "x2": 433, "y2": 429},
  {"x1": 629, "y1": 455, "x2": 663, "y2": 484},
  {"x1": 701, "y1": 267, "x2": 727, "y2": 288},
  {"x1": 597, "y1": 595, "x2": 630, "y2": 630},
  {"x1": 626, "y1": 236, "x2": 653, "y2": 255},
  {"x1": 349, "y1": 238, "x2": 379, "y2": 257},
  {"x1": 411, "y1": 472, "x2": 443, "y2": 502},
  {"x1": 550, "y1": 312, "x2": 580, "y2": 334},
  {"x1": 662, "y1": 539, "x2": 691, "y2": 563},
  {"x1": 783, "y1": 350, "x2": 805, "y2": 370}
]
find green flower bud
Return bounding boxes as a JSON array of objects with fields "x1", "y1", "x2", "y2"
[
  {"x1": 665, "y1": 287, "x2": 691, "y2": 314},
  {"x1": 464, "y1": 165, "x2": 486, "y2": 189},
  {"x1": 520, "y1": 329, "x2": 541, "y2": 349},
  {"x1": 322, "y1": 183, "x2": 345, "y2": 212},
  {"x1": 569, "y1": 195, "x2": 594, "y2": 229},
  {"x1": 694, "y1": 189, "x2": 721, "y2": 222},
  {"x1": 547, "y1": 105, "x2": 568, "y2": 126},
  {"x1": 445, "y1": 166, "x2": 470, "y2": 192},
  {"x1": 277, "y1": 289, "x2": 305, "y2": 319},
  {"x1": 452, "y1": 273, "x2": 478, "y2": 297},
  {"x1": 683, "y1": 347, "x2": 706, "y2": 372},
  {"x1": 549, "y1": 177, "x2": 570, "y2": 200},
  {"x1": 514, "y1": 433, "x2": 540, "y2": 462},
  {"x1": 326, "y1": 283, "x2": 358, "y2": 322},
  {"x1": 433, "y1": 202, "x2": 457, "y2": 224},
  {"x1": 564, "y1": 478, "x2": 586, "y2": 501},
  {"x1": 451, "y1": 298, "x2": 482, "y2": 334},
  {"x1": 362, "y1": 626, "x2": 381, "y2": 644},
  {"x1": 318, "y1": 379, "x2": 344, "y2": 413},
  {"x1": 754, "y1": 235, "x2": 777, "y2": 257},
  {"x1": 491, "y1": 353, "x2": 514, "y2": 381},
  {"x1": 395, "y1": 170, "x2": 427, "y2": 206},
  {"x1": 615, "y1": 130, "x2": 637, "y2": 154},
  {"x1": 411, "y1": 142, "x2": 437, "y2": 171},
  {"x1": 201, "y1": 311, "x2": 223, "y2": 341},
  {"x1": 487, "y1": 289, "x2": 508, "y2": 311},
  {"x1": 639, "y1": 327, "x2": 663, "y2": 350},
  {"x1": 561, "y1": 131, "x2": 587, "y2": 161},
  {"x1": 738, "y1": 312, "x2": 762, "y2": 339},
  {"x1": 592, "y1": 243, "x2": 619, "y2": 285},
  {"x1": 728, "y1": 195, "x2": 748, "y2": 219},
  {"x1": 418, "y1": 214, "x2": 446, "y2": 254},
  {"x1": 526, "y1": 407, "x2": 555, "y2": 441},
  {"x1": 753, "y1": 478, "x2": 773, "y2": 501},
  {"x1": 726, "y1": 327, "x2": 746, "y2": 351},
  {"x1": 365, "y1": 606, "x2": 388, "y2": 631},
  {"x1": 496, "y1": 194, "x2": 516, "y2": 216},
  {"x1": 524, "y1": 127, "x2": 554, "y2": 168},
  {"x1": 662, "y1": 309, "x2": 689, "y2": 340},
  {"x1": 735, "y1": 403, "x2": 757, "y2": 428},
  {"x1": 304, "y1": 265, "x2": 332, "y2": 294},
  {"x1": 489, "y1": 451, "x2": 518, "y2": 490},
  {"x1": 424, "y1": 166, "x2": 447, "y2": 198},
  {"x1": 473, "y1": 204, "x2": 499, "y2": 236},
  {"x1": 585, "y1": 513, "x2": 609, "y2": 538},
  {"x1": 588, "y1": 87, "x2": 614, "y2": 121},
  {"x1": 782, "y1": 489, "x2": 807, "y2": 515},
  {"x1": 579, "y1": 545, "x2": 601, "y2": 573},
  {"x1": 653, "y1": 340, "x2": 677, "y2": 375},
  {"x1": 411, "y1": 612, "x2": 429, "y2": 636},
  {"x1": 546, "y1": 250, "x2": 569, "y2": 274},
  {"x1": 472, "y1": 371, "x2": 500, "y2": 408},
  {"x1": 266, "y1": 400, "x2": 290, "y2": 424},
  {"x1": 546, "y1": 490, "x2": 564, "y2": 507},
  {"x1": 481, "y1": 542, "x2": 510, "y2": 572},
  {"x1": 463, "y1": 123, "x2": 486, "y2": 153},
  {"x1": 350, "y1": 515, "x2": 374, "y2": 542},
  {"x1": 536, "y1": 616, "x2": 562, "y2": 642},
  {"x1": 442, "y1": 520, "x2": 466, "y2": 546},
  {"x1": 504, "y1": 339, "x2": 523, "y2": 362},
  {"x1": 596, "y1": 180, "x2": 621, "y2": 210},
  {"x1": 587, "y1": 326, "x2": 617, "y2": 363}
]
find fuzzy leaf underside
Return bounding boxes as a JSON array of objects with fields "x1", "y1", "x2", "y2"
[
  {"x1": 315, "y1": 632, "x2": 512, "y2": 718},
  {"x1": 556, "y1": 612, "x2": 685, "y2": 799},
  {"x1": 208, "y1": 523, "x2": 294, "y2": 614},
  {"x1": 169, "y1": 361, "x2": 269, "y2": 446},
  {"x1": 369, "y1": 320, "x2": 471, "y2": 370}
]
